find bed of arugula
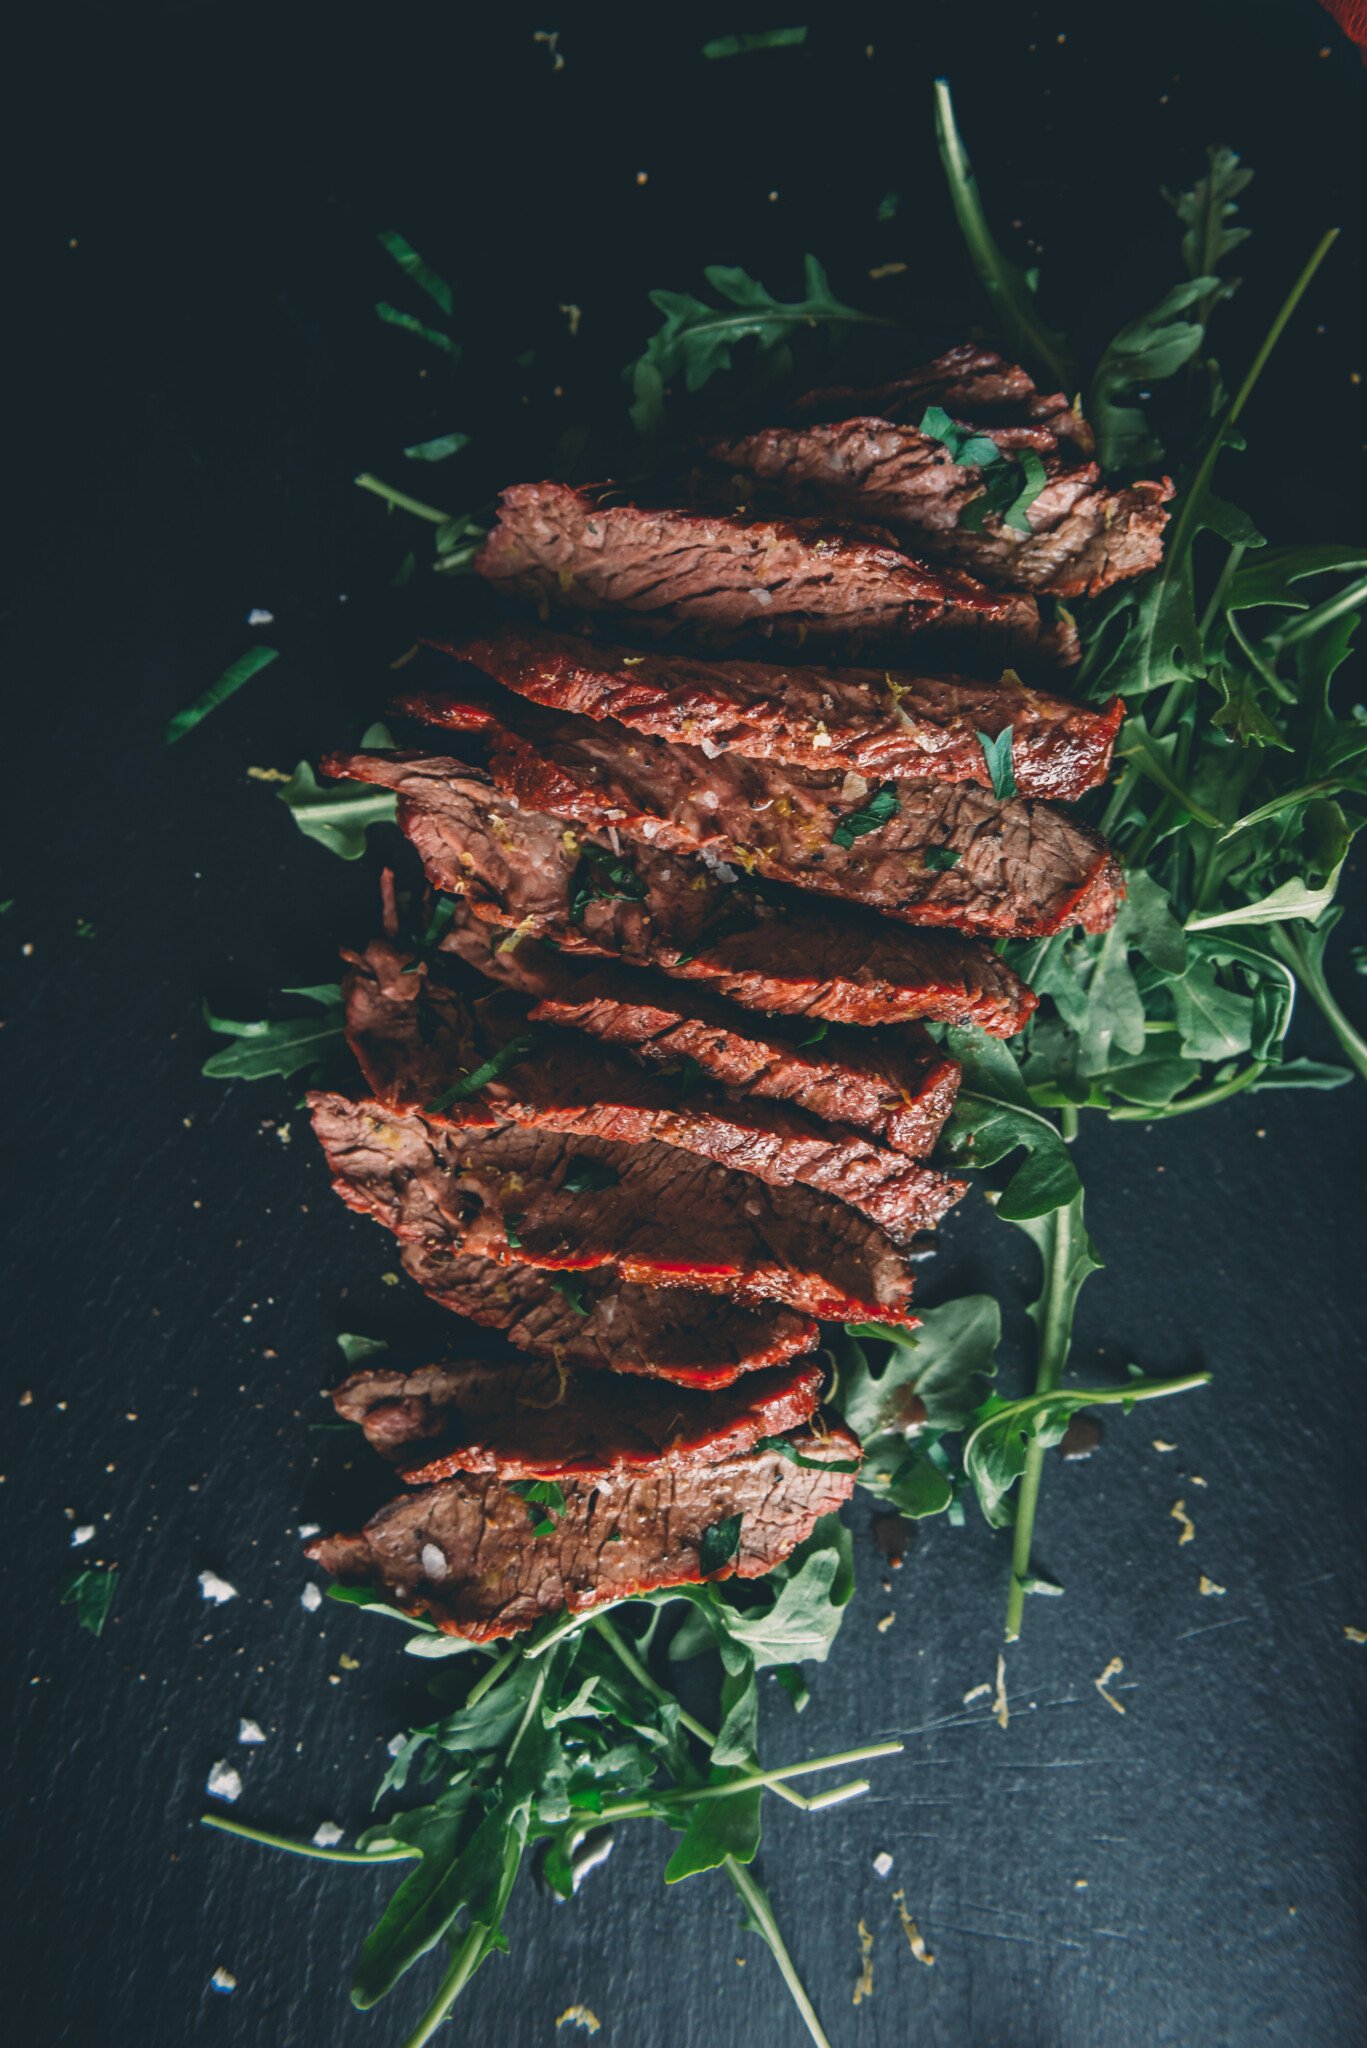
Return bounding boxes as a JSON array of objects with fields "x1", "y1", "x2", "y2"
[{"x1": 196, "y1": 80, "x2": 1365, "y2": 2048}]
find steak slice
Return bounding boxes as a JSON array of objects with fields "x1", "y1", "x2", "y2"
[
  {"x1": 308, "y1": 1091, "x2": 920, "y2": 1323},
  {"x1": 441, "y1": 627, "x2": 1123, "y2": 803},
  {"x1": 400, "y1": 1241, "x2": 817, "y2": 1390},
  {"x1": 699, "y1": 419, "x2": 1171, "y2": 599},
  {"x1": 474, "y1": 480, "x2": 1060, "y2": 661},
  {"x1": 306, "y1": 1424, "x2": 861, "y2": 1640},
  {"x1": 323, "y1": 750, "x2": 1037, "y2": 1035},
  {"x1": 404, "y1": 694, "x2": 1124, "y2": 939},
  {"x1": 794, "y1": 344, "x2": 1092, "y2": 448},
  {"x1": 441, "y1": 905, "x2": 961, "y2": 1160},
  {"x1": 343, "y1": 938, "x2": 965, "y2": 1240},
  {"x1": 330, "y1": 1356, "x2": 823, "y2": 1482}
]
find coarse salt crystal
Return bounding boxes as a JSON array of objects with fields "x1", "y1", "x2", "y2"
[
  {"x1": 386, "y1": 1732, "x2": 407, "y2": 1757},
  {"x1": 209, "y1": 1967, "x2": 237, "y2": 1994},
  {"x1": 873, "y1": 1851, "x2": 894, "y2": 1877},
  {"x1": 312, "y1": 1821, "x2": 345, "y2": 1848},
  {"x1": 421, "y1": 1543, "x2": 448, "y2": 1580},
  {"x1": 206, "y1": 1761, "x2": 243, "y2": 1803},
  {"x1": 297, "y1": 1523, "x2": 321, "y2": 1540},
  {"x1": 198, "y1": 1569, "x2": 238, "y2": 1605},
  {"x1": 246, "y1": 608, "x2": 274, "y2": 626},
  {"x1": 238, "y1": 1719, "x2": 266, "y2": 1745},
  {"x1": 300, "y1": 1582, "x2": 323, "y2": 1611},
  {"x1": 71, "y1": 1524, "x2": 96, "y2": 1547}
]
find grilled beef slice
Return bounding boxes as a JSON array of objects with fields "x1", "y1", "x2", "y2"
[
  {"x1": 308, "y1": 1091, "x2": 920, "y2": 1323},
  {"x1": 330, "y1": 1355, "x2": 823, "y2": 1482},
  {"x1": 794, "y1": 344, "x2": 1093, "y2": 447},
  {"x1": 403, "y1": 695, "x2": 1124, "y2": 940},
  {"x1": 401, "y1": 1242, "x2": 817, "y2": 1390},
  {"x1": 441, "y1": 905, "x2": 961, "y2": 1160},
  {"x1": 343, "y1": 939, "x2": 964, "y2": 1239},
  {"x1": 307, "y1": 1424, "x2": 861, "y2": 1639},
  {"x1": 442, "y1": 628, "x2": 1123, "y2": 803},
  {"x1": 473, "y1": 481, "x2": 1064, "y2": 662},
  {"x1": 323, "y1": 750, "x2": 1037, "y2": 1034},
  {"x1": 699, "y1": 418, "x2": 1171, "y2": 599}
]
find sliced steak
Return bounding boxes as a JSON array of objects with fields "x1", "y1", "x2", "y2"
[
  {"x1": 400, "y1": 1241, "x2": 817, "y2": 1390},
  {"x1": 441, "y1": 627, "x2": 1122, "y2": 803},
  {"x1": 474, "y1": 480, "x2": 1062, "y2": 662},
  {"x1": 307, "y1": 1424, "x2": 860, "y2": 1640},
  {"x1": 794, "y1": 344, "x2": 1092, "y2": 449},
  {"x1": 699, "y1": 419, "x2": 1171, "y2": 599},
  {"x1": 323, "y1": 750, "x2": 1037, "y2": 1035},
  {"x1": 441, "y1": 905, "x2": 961, "y2": 1160},
  {"x1": 308, "y1": 1091, "x2": 920, "y2": 1323},
  {"x1": 343, "y1": 939, "x2": 965, "y2": 1239},
  {"x1": 330, "y1": 1355, "x2": 823, "y2": 1482},
  {"x1": 404, "y1": 695, "x2": 1124, "y2": 939}
]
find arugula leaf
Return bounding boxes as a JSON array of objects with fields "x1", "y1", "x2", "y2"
[
  {"x1": 376, "y1": 303, "x2": 460, "y2": 359},
  {"x1": 201, "y1": 985, "x2": 344, "y2": 1083},
  {"x1": 59, "y1": 1564, "x2": 117, "y2": 1637},
  {"x1": 1164, "y1": 146, "x2": 1253, "y2": 314},
  {"x1": 976, "y1": 727, "x2": 1018, "y2": 799},
  {"x1": 424, "y1": 1033, "x2": 539, "y2": 1113},
  {"x1": 831, "y1": 783, "x2": 899, "y2": 847},
  {"x1": 165, "y1": 647, "x2": 278, "y2": 746},
  {"x1": 702, "y1": 27, "x2": 807, "y2": 57},
  {"x1": 699, "y1": 1514, "x2": 743, "y2": 1577},
  {"x1": 939, "y1": 1026, "x2": 1081, "y2": 1220},
  {"x1": 1088, "y1": 277, "x2": 1219, "y2": 471},
  {"x1": 841, "y1": 1297, "x2": 999, "y2": 1438},
  {"x1": 664, "y1": 1779, "x2": 761, "y2": 1881},
  {"x1": 712, "y1": 1515, "x2": 854, "y2": 1668},
  {"x1": 918, "y1": 408, "x2": 1047, "y2": 534},
  {"x1": 917, "y1": 405, "x2": 1001, "y2": 471},
  {"x1": 336, "y1": 1332, "x2": 390, "y2": 1368},
  {"x1": 933, "y1": 78, "x2": 1075, "y2": 394},
  {"x1": 276, "y1": 761, "x2": 397, "y2": 861},
  {"x1": 403, "y1": 432, "x2": 469, "y2": 462},
  {"x1": 625, "y1": 255, "x2": 882, "y2": 436},
  {"x1": 561, "y1": 1158, "x2": 621, "y2": 1194},
  {"x1": 377, "y1": 230, "x2": 454, "y2": 317}
]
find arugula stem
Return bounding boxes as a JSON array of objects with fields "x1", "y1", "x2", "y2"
[
  {"x1": 592, "y1": 1614, "x2": 716, "y2": 1749},
  {"x1": 1004, "y1": 1195, "x2": 1079, "y2": 1644},
  {"x1": 1270, "y1": 573, "x2": 1367, "y2": 652},
  {"x1": 1269, "y1": 924, "x2": 1367, "y2": 1084},
  {"x1": 397, "y1": 1923, "x2": 489, "y2": 2048},
  {"x1": 198, "y1": 1814, "x2": 418, "y2": 1864},
  {"x1": 725, "y1": 1857, "x2": 834, "y2": 2048},
  {"x1": 354, "y1": 472, "x2": 451, "y2": 524},
  {"x1": 1109, "y1": 1064, "x2": 1266, "y2": 1118},
  {"x1": 464, "y1": 1645, "x2": 519, "y2": 1708},
  {"x1": 1224, "y1": 228, "x2": 1340, "y2": 431},
  {"x1": 596, "y1": 1740, "x2": 903, "y2": 1823}
]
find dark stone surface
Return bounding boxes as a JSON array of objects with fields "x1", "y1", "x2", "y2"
[{"x1": 5, "y1": 5, "x2": 1366, "y2": 2043}]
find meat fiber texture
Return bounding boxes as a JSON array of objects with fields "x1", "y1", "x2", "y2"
[
  {"x1": 440, "y1": 627, "x2": 1123, "y2": 803},
  {"x1": 329, "y1": 1355, "x2": 823, "y2": 1482},
  {"x1": 323, "y1": 749, "x2": 1037, "y2": 1035},
  {"x1": 698, "y1": 416, "x2": 1171, "y2": 600},
  {"x1": 473, "y1": 481, "x2": 1073, "y2": 666},
  {"x1": 307, "y1": 1425, "x2": 860, "y2": 1640},
  {"x1": 402, "y1": 692, "x2": 1124, "y2": 940},
  {"x1": 343, "y1": 938, "x2": 964, "y2": 1240},
  {"x1": 308, "y1": 1090, "x2": 921, "y2": 1325},
  {"x1": 440, "y1": 904, "x2": 962, "y2": 1161},
  {"x1": 401, "y1": 1241, "x2": 817, "y2": 1392}
]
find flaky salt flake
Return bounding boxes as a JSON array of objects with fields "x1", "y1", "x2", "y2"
[
  {"x1": 206, "y1": 1760, "x2": 243, "y2": 1802},
  {"x1": 72, "y1": 1524, "x2": 96, "y2": 1547},
  {"x1": 555, "y1": 2009, "x2": 601, "y2": 2036},
  {"x1": 238, "y1": 1718, "x2": 266, "y2": 1745},
  {"x1": 1170, "y1": 1499, "x2": 1195, "y2": 1546},
  {"x1": 1344, "y1": 1626, "x2": 1367, "y2": 1645},
  {"x1": 893, "y1": 1889, "x2": 935, "y2": 1965},
  {"x1": 876, "y1": 1612, "x2": 895, "y2": 1634},
  {"x1": 1198, "y1": 1575, "x2": 1226, "y2": 1598},
  {"x1": 962, "y1": 1681, "x2": 991, "y2": 1705},
  {"x1": 300, "y1": 1582, "x2": 323, "y2": 1611},
  {"x1": 312, "y1": 1822, "x2": 345, "y2": 1848},
  {"x1": 1095, "y1": 1657, "x2": 1126, "y2": 1714},
  {"x1": 1152, "y1": 1438, "x2": 1178, "y2": 1452},
  {"x1": 198, "y1": 1569, "x2": 238, "y2": 1604},
  {"x1": 209, "y1": 1967, "x2": 237, "y2": 1994}
]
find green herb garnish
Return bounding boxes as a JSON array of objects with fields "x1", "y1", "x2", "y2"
[
  {"x1": 509, "y1": 1479, "x2": 568, "y2": 1532},
  {"x1": 424, "y1": 1032, "x2": 538, "y2": 1114},
  {"x1": 548, "y1": 1273, "x2": 591, "y2": 1316},
  {"x1": 698, "y1": 1513, "x2": 744, "y2": 1576},
  {"x1": 923, "y1": 846, "x2": 961, "y2": 872},
  {"x1": 831, "y1": 782, "x2": 899, "y2": 848},
  {"x1": 561, "y1": 1159, "x2": 621, "y2": 1194},
  {"x1": 702, "y1": 28, "x2": 808, "y2": 58},
  {"x1": 976, "y1": 727, "x2": 1018, "y2": 801},
  {"x1": 568, "y1": 841, "x2": 649, "y2": 923},
  {"x1": 165, "y1": 647, "x2": 278, "y2": 747},
  {"x1": 201, "y1": 985, "x2": 344, "y2": 1084},
  {"x1": 751, "y1": 1437, "x2": 861, "y2": 1474},
  {"x1": 59, "y1": 1565, "x2": 117, "y2": 1637}
]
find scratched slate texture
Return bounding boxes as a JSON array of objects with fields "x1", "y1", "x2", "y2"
[{"x1": 4, "y1": 5, "x2": 1366, "y2": 2045}]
